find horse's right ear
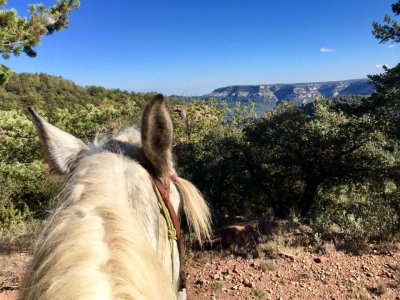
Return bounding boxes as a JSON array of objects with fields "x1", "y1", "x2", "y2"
[
  {"x1": 141, "y1": 94, "x2": 173, "y2": 179},
  {"x1": 28, "y1": 107, "x2": 88, "y2": 174}
]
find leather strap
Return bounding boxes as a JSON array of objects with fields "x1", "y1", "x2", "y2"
[{"x1": 152, "y1": 176, "x2": 186, "y2": 289}]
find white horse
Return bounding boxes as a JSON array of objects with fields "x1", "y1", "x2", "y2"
[{"x1": 18, "y1": 95, "x2": 211, "y2": 300}]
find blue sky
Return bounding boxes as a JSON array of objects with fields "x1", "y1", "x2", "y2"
[{"x1": 2, "y1": 0, "x2": 399, "y2": 95}]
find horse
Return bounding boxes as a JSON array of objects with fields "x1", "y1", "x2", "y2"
[{"x1": 18, "y1": 95, "x2": 211, "y2": 300}]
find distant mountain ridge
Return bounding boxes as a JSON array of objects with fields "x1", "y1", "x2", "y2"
[{"x1": 173, "y1": 79, "x2": 374, "y2": 114}]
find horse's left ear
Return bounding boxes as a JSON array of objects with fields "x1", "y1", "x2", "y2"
[
  {"x1": 28, "y1": 107, "x2": 88, "y2": 174},
  {"x1": 141, "y1": 94, "x2": 173, "y2": 179}
]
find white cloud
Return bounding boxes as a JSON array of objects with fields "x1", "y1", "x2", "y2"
[
  {"x1": 375, "y1": 64, "x2": 388, "y2": 69},
  {"x1": 387, "y1": 44, "x2": 395, "y2": 48},
  {"x1": 320, "y1": 47, "x2": 335, "y2": 53}
]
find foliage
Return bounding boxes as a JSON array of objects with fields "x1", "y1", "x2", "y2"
[
  {"x1": 0, "y1": 72, "x2": 399, "y2": 250},
  {"x1": 0, "y1": 63, "x2": 13, "y2": 85},
  {"x1": 0, "y1": 202, "x2": 31, "y2": 233},
  {"x1": 367, "y1": 64, "x2": 400, "y2": 136},
  {"x1": 0, "y1": 0, "x2": 79, "y2": 59},
  {"x1": 173, "y1": 99, "x2": 259, "y2": 224},
  {"x1": 372, "y1": 1, "x2": 400, "y2": 43},
  {"x1": 314, "y1": 182, "x2": 400, "y2": 253},
  {"x1": 245, "y1": 101, "x2": 394, "y2": 218},
  {"x1": 0, "y1": 72, "x2": 153, "y2": 113},
  {"x1": 368, "y1": 1, "x2": 400, "y2": 137},
  {"x1": 0, "y1": 110, "x2": 54, "y2": 225},
  {"x1": 0, "y1": 0, "x2": 79, "y2": 86},
  {"x1": 329, "y1": 95, "x2": 370, "y2": 115}
]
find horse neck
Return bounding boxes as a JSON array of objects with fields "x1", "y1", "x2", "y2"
[
  {"x1": 20, "y1": 152, "x2": 178, "y2": 299},
  {"x1": 67, "y1": 153, "x2": 162, "y2": 248},
  {"x1": 72, "y1": 153, "x2": 182, "y2": 284}
]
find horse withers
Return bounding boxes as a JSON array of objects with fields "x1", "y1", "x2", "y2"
[{"x1": 19, "y1": 95, "x2": 211, "y2": 300}]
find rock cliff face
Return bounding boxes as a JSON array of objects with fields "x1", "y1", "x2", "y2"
[
  {"x1": 173, "y1": 79, "x2": 374, "y2": 114},
  {"x1": 206, "y1": 79, "x2": 374, "y2": 111}
]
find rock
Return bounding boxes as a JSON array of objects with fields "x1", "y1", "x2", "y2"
[
  {"x1": 242, "y1": 278, "x2": 254, "y2": 288},
  {"x1": 313, "y1": 258, "x2": 322, "y2": 264},
  {"x1": 213, "y1": 273, "x2": 220, "y2": 280},
  {"x1": 195, "y1": 279, "x2": 204, "y2": 285},
  {"x1": 278, "y1": 252, "x2": 296, "y2": 261}
]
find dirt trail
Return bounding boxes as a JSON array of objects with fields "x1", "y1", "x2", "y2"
[
  {"x1": 1, "y1": 250, "x2": 399, "y2": 300},
  {"x1": 186, "y1": 251, "x2": 400, "y2": 300}
]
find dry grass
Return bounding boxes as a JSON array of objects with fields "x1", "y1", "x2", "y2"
[
  {"x1": 257, "y1": 234, "x2": 305, "y2": 259},
  {"x1": 0, "y1": 221, "x2": 40, "y2": 254},
  {"x1": 259, "y1": 260, "x2": 277, "y2": 272},
  {"x1": 187, "y1": 250, "x2": 230, "y2": 265},
  {"x1": 211, "y1": 280, "x2": 224, "y2": 291},
  {"x1": 252, "y1": 288, "x2": 265, "y2": 299},
  {"x1": 320, "y1": 242, "x2": 336, "y2": 255}
]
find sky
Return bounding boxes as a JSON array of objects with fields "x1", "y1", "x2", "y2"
[{"x1": 2, "y1": 0, "x2": 399, "y2": 95}]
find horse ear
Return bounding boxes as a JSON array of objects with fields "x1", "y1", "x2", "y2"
[
  {"x1": 141, "y1": 94, "x2": 173, "y2": 178},
  {"x1": 28, "y1": 107, "x2": 88, "y2": 174}
]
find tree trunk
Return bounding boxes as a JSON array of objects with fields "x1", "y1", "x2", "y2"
[{"x1": 299, "y1": 178, "x2": 320, "y2": 218}]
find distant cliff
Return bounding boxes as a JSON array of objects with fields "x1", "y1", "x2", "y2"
[{"x1": 173, "y1": 79, "x2": 374, "y2": 114}]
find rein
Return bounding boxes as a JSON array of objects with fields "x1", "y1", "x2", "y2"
[{"x1": 150, "y1": 174, "x2": 186, "y2": 290}]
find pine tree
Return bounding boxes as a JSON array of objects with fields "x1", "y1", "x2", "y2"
[
  {"x1": 368, "y1": 1, "x2": 400, "y2": 131},
  {"x1": 372, "y1": 1, "x2": 400, "y2": 43},
  {"x1": 0, "y1": 0, "x2": 79, "y2": 83}
]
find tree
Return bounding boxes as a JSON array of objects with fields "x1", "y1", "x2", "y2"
[
  {"x1": 0, "y1": 0, "x2": 79, "y2": 83},
  {"x1": 372, "y1": 1, "x2": 400, "y2": 43},
  {"x1": 244, "y1": 101, "x2": 392, "y2": 219},
  {"x1": 0, "y1": 63, "x2": 12, "y2": 85},
  {"x1": 365, "y1": 1, "x2": 400, "y2": 136}
]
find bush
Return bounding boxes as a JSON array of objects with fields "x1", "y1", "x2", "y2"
[
  {"x1": 313, "y1": 182, "x2": 400, "y2": 253},
  {"x1": 0, "y1": 202, "x2": 32, "y2": 233}
]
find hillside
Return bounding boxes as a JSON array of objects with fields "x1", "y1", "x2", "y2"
[
  {"x1": 0, "y1": 72, "x2": 154, "y2": 112},
  {"x1": 173, "y1": 79, "x2": 374, "y2": 114},
  {"x1": 0, "y1": 73, "x2": 374, "y2": 116}
]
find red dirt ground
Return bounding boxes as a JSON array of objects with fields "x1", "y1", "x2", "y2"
[{"x1": 1, "y1": 249, "x2": 399, "y2": 300}]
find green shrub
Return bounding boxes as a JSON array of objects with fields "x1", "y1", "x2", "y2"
[
  {"x1": 0, "y1": 202, "x2": 32, "y2": 232},
  {"x1": 313, "y1": 182, "x2": 400, "y2": 253}
]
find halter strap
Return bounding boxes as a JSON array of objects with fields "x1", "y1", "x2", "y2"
[{"x1": 151, "y1": 174, "x2": 186, "y2": 290}]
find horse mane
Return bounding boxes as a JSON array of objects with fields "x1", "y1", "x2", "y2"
[
  {"x1": 19, "y1": 126, "x2": 212, "y2": 299},
  {"x1": 109, "y1": 127, "x2": 212, "y2": 245},
  {"x1": 19, "y1": 149, "x2": 176, "y2": 300},
  {"x1": 175, "y1": 178, "x2": 211, "y2": 245}
]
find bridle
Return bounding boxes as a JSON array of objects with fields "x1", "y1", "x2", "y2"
[
  {"x1": 150, "y1": 173, "x2": 186, "y2": 290},
  {"x1": 104, "y1": 143, "x2": 187, "y2": 289}
]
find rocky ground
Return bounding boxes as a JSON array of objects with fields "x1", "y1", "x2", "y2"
[
  {"x1": 0, "y1": 251, "x2": 30, "y2": 300},
  {"x1": 1, "y1": 248, "x2": 399, "y2": 300},
  {"x1": 186, "y1": 250, "x2": 400, "y2": 300}
]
